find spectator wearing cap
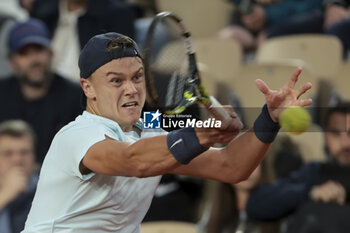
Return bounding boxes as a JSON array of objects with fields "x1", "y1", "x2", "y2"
[
  {"x1": 28, "y1": 0, "x2": 136, "y2": 82},
  {"x1": 0, "y1": 18, "x2": 82, "y2": 165},
  {"x1": 0, "y1": 120, "x2": 38, "y2": 233}
]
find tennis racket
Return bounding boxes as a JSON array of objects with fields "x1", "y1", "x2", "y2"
[{"x1": 143, "y1": 11, "x2": 240, "y2": 129}]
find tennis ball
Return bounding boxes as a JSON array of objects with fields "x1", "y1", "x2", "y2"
[{"x1": 279, "y1": 106, "x2": 311, "y2": 135}]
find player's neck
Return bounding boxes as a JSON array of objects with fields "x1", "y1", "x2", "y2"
[
  {"x1": 120, "y1": 124, "x2": 133, "y2": 132},
  {"x1": 85, "y1": 105, "x2": 134, "y2": 132}
]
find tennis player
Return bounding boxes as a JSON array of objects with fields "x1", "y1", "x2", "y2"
[{"x1": 22, "y1": 32, "x2": 312, "y2": 233}]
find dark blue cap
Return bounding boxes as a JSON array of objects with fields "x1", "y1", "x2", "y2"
[
  {"x1": 8, "y1": 18, "x2": 50, "y2": 54},
  {"x1": 78, "y1": 32, "x2": 142, "y2": 78}
]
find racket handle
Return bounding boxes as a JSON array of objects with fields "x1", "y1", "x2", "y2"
[
  {"x1": 208, "y1": 96, "x2": 231, "y2": 121},
  {"x1": 208, "y1": 96, "x2": 243, "y2": 131}
]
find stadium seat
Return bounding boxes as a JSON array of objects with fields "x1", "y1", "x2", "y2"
[
  {"x1": 155, "y1": 0, "x2": 234, "y2": 37},
  {"x1": 140, "y1": 221, "x2": 198, "y2": 233},
  {"x1": 194, "y1": 37, "x2": 243, "y2": 84},
  {"x1": 330, "y1": 61, "x2": 350, "y2": 100},
  {"x1": 256, "y1": 34, "x2": 343, "y2": 79},
  {"x1": 151, "y1": 38, "x2": 242, "y2": 96}
]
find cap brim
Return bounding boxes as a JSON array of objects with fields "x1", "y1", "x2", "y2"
[{"x1": 13, "y1": 36, "x2": 50, "y2": 52}]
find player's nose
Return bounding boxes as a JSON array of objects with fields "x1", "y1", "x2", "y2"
[{"x1": 125, "y1": 81, "x2": 138, "y2": 95}]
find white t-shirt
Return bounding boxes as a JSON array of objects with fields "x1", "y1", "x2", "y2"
[{"x1": 22, "y1": 111, "x2": 163, "y2": 233}]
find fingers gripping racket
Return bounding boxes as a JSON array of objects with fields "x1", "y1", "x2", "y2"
[{"x1": 143, "y1": 11, "x2": 233, "y2": 126}]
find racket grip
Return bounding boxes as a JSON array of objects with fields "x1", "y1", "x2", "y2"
[
  {"x1": 208, "y1": 96, "x2": 243, "y2": 131},
  {"x1": 208, "y1": 96, "x2": 231, "y2": 120}
]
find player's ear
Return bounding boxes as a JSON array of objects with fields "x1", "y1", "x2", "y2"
[{"x1": 80, "y1": 78, "x2": 96, "y2": 100}]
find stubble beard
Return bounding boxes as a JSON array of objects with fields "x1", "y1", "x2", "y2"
[{"x1": 17, "y1": 68, "x2": 52, "y2": 89}]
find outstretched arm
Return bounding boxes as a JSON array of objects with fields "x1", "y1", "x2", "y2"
[
  {"x1": 80, "y1": 121, "x2": 240, "y2": 177},
  {"x1": 170, "y1": 67, "x2": 313, "y2": 183},
  {"x1": 82, "y1": 68, "x2": 311, "y2": 180}
]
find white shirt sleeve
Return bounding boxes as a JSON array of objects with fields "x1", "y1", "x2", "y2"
[{"x1": 55, "y1": 123, "x2": 120, "y2": 180}]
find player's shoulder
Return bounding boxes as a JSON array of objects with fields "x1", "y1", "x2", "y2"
[
  {"x1": 57, "y1": 114, "x2": 107, "y2": 136},
  {"x1": 55, "y1": 111, "x2": 125, "y2": 141}
]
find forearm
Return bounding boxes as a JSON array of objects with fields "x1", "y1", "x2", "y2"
[
  {"x1": 83, "y1": 128, "x2": 208, "y2": 177},
  {"x1": 84, "y1": 135, "x2": 180, "y2": 177},
  {"x1": 171, "y1": 106, "x2": 276, "y2": 183},
  {"x1": 217, "y1": 103, "x2": 280, "y2": 182},
  {"x1": 170, "y1": 129, "x2": 269, "y2": 183},
  {"x1": 120, "y1": 135, "x2": 181, "y2": 177},
  {"x1": 221, "y1": 129, "x2": 269, "y2": 182}
]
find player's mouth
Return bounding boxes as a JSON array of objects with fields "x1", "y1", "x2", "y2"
[{"x1": 122, "y1": 101, "x2": 139, "y2": 108}]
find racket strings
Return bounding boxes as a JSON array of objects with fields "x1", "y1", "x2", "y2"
[
  {"x1": 144, "y1": 14, "x2": 203, "y2": 112},
  {"x1": 150, "y1": 35, "x2": 191, "y2": 109}
]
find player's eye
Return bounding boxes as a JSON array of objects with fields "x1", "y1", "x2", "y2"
[
  {"x1": 133, "y1": 73, "x2": 144, "y2": 82},
  {"x1": 111, "y1": 78, "x2": 123, "y2": 86},
  {"x1": 0, "y1": 150, "x2": 13, "y2": 158}
]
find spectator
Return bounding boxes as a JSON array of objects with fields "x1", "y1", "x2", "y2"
[
  {"x1": 0, "y1": 19, "x2": 82, "y2": 164},
  {"x1": 29, "y1": 0, "x2": 137, "y2": 81},
  {"x1": 0, "y1": 0, "x2": 32, "y2": 78},
  {"x1": 0, "y1": 120, "x2": 38, "y2": 233},
  {"x1": 246, "y1": 101, "x2": 350, "y2": 233},
  {"x1": 266, "y1": 0, "x2": 350, "y2": 58},
  {"x1": 126, "y1": 0, "x2": 157, "y2": 18},
  {"x1": 0, "y1": 0, "x2": 29, "y2": 20},
  {"x1": 0, "y1": 15, "x2": 15, "y2": 78},
  {"x1": 218, "y1": 0, "x2": 322, "y2": 51},
  {"x1": 325, "y1": 0, "x2": 350, "y2": 58}
]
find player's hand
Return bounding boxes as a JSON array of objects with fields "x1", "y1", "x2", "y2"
[
  {"x1": 195, "y1": 126, "x2": 241, "y2": 147},
  {"x1": 197, "y1": 106, "x2": 243, "y2": 146},
  {"x1": 255, "y1": 67, "x2": 312, "y2": 123},
  {"x1": 310, "y1": 180, "x2": 346, "y2": 205},
  {"x1": 220, "y1": 105, "x2": 244, "y2": 132},
  {"x1": 0, "y1": 167, "x2": 29, "y2": 204},
  {"x1": 208, "y1": 104, "x2": 243, "y2": 133}
]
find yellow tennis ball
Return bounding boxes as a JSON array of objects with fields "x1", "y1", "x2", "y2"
[{"x1": 279, "y1": 106, "x2": 311, "y2": 135}]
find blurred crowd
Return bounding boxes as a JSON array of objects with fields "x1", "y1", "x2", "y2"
[{"x1": 0, "y1": 1, "x2": 349, "y2": 233}]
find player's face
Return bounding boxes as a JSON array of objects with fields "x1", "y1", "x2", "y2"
[
  {"x1": 0, "y1": 135, "x2": 35, "y2": 177},
  {"x1": 84, "y1": 57, "x2": 146, "y2": 131},
  {"x1": 325, "y1": 112, "x2": 350, "y2": 165},
  {"x1": 9, "y1": 44, "x2": 52, "y2": 87}
]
